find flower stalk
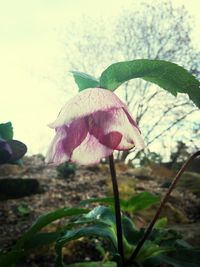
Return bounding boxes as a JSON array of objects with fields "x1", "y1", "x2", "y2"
[
  {"x1": 109, "y1": 154, "x2": 124, "y2": 266},
  {"x1": 129, "y1": 150, "x2": 200, "y2": 264}
]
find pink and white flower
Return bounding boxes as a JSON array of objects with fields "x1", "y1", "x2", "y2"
[{"x1": 46, "y1": 88, "x2": 144, "y2": 165}]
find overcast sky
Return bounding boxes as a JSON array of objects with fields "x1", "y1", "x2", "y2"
[{"x1": 0, "y1": 0, "x2": 200, "y2": 155}]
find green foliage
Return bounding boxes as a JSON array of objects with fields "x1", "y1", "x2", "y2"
[
  {"x1": 80, "y1": 192, "x2": 160, "y2": 213},
  {"x1": 0, "y1": 122, "x2": 13, "y2": 140},
  {"x1": 15, "y1": 207, "x2": 89, "y2": 249},
  {"x1": 154, "y1": 217, "x2": 168, "y2": 229},
  {"x1": 143, "y1": 247, "x2": 200, "y2": 267},
  {"x1": 68, "y1": 262, "x2": 116, "y2": 267},
  {"x1": 122, "y1": 192, "x2": 160, "y2": 213},
  {"x1": 136, "y1": 241, "x2": 173, "y2": 263},
  {"x1": 0, "y1": 207, "x2": 89, "y2": 267},
  {"x1": 100, "y1": 59, "x2": 200, "y2": 108},
  {"x1": 57, "y1": 224, "x2": 117, "y2": 254},
  {"x1": 71, "y1": 59, "x2": 200, "y2": 108},
  {"x1": 56, "y1": 162, "x2": 76, "y2": 179},
  {"x1": 71, "y1": 71, "x2": 100, "y2": 91},
  {"x1": 1, "y1": 203, "x2": 199, "y2": 267},
  {"x1": 17, "y1": 203, "x2": 30, "y2": 216},
  {"x1": 0, "y1": 250, "x2": 24, "y2": 267}
]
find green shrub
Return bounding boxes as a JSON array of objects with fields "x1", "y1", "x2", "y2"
[{"x1": 56, "y1": 162, "x2": 76, "y2": 179}]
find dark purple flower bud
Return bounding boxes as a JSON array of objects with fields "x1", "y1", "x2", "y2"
[{"x1": 0, "y1": 138, "x2": 13, "y2": 164}]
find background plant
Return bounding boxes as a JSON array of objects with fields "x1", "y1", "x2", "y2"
[
  {"x1": 0, "y1": 122, "x2": 27, "y2": 164},
  {"x1": 56, "y1": 162, "x2": 76, "y2": 179}
]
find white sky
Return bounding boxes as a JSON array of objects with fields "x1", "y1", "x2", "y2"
[{"x1": 0, "y1": 0, "x2": 200, "y2": 155}]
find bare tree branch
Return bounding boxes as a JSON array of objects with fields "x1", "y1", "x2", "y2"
[{"x1": 146, "y1": 109, "x2": 198, "y2": 146}]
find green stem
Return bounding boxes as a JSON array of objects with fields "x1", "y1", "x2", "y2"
[
  {"x1": 109, "y1": 154, "x2": 124, "y2": 266},
  {"x1": 128, "y1": 150, "x2": 200, "y2": 264}
]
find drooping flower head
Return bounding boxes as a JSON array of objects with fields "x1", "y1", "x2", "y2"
[
  {"x1": 46, "y1": 88, "x2": 144, "y2": 165},
  {"x1": 0, "y1": 138, "x2": 13, "y2": 164}
]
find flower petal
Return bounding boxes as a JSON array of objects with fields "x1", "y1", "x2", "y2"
[
  {"x1": 49, "y1": 88, "x2": 125, "y2": 128},
  {"x1": 99, "y1": 132, "x2": 122, "y2": 149},
  {"x1": 88, "y1": 108, "x2": 144, "y2": 151},
  {"x1": 45, "y1": 126, "x2": 69, "y2": 165},
  {"x1": 46, "y1": 118, "x2": 88, "y2": 165},
  {"x1": 86, "y1": 112, "x2": 122, "y2": 149},
  {"x1": 71, "y1": 133, "x2": 114, "y2": 165},
  {"x1": 62, "y1": 117, "x2": 88, "y2": 158},
  {"x1": 0, "y1": 138, "x2": 13, "y2": 164}
]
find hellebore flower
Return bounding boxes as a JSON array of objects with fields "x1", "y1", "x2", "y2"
[
  {"x1": 0, "y1": 138, "x2": 13, "y2": 164},
  {"x1": 0, "y1": 138, "x2": 27, "y2": 164},
  {"x1": 46, "y1": 88, "x2": 144, "y2": 165}
]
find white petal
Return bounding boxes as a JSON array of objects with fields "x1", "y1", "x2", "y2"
[{"x1": 49, "y1": 88, "x2": 125, "y2": 128}]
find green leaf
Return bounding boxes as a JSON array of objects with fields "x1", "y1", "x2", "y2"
[
  {"x1": 71, "y1": 71, "x2": 99, "y2": 91},
  {"x1": 55, "y1": 206, "x2": 118, "y2": 266},
  {"x1": 82, "y1": 206, "x2": 116, "y2": 227},
  {"x1": 143, "y1": 250, "x2": 200, "y2": 267},
  {"x1": 68, "y1": 262, "x2": 116, "y2": 267},
  {"x1": 25, "y1": 232, "x2": 61, "y2": 249},
  {"x1": 0, "y1": 208, "x2": 89, "y2": 267},
  {"x1": 170, "y1": 247, "x2": 200, "y2": 266},
  {"x1": 17, "y1": 204, "x2": 30, "y2": 216},
  {"x1": 75, "y1": 206, "x2": 137, "y2": 261},
  {"x1": 0, "y1": 250, "x2": 24, "y2": 267},
  {"x1": 122, "y1": 216, "x2": 140, "y2": 245},
  {"x1": 121, "y1": 216, "x2": 139, "y2": 259},
  {"x1": 80, "y1": 197, "x2": 115, "y2": 206},
  {"x1": 80, "y1": 197, "x2": 128, "y2": 210},
  {"x1": 143, "y1": 243, "x2": 200, "y2": 267},
  {"x1": 57, "y1": 224, "x2": 117, "y2": 252},
  {"x1": 136, "y1": 241, "x2": 173, "y2": 263},
  {"x1": 149, "y1": 228, "x2": 182, "y2": 248},
  {"x1": 124, "y1": 192, "x2": 160, "y2": 212},
  {"x1": 100, "y1": 59, "x2": 200, "y2": 108},
  {"x1": 80, "y1": 192, "x2": 159, "y2": 213},
  {"x1": 15, "y1": 207, "x2": 89, "y2": 249},
  {"x1": 154, "y1": 217, "x2": 168, "y2": 229},
  {"x1": 0, "y1": 122, "x2": 13, "y2": 140}
]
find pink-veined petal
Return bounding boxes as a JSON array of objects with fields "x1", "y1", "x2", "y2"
[
  {"x1": 45, "y1": 126, "x2": 69, "y2": 165},
  {"x1": 88, "y1": 108, "x2": 144, "y2": 151},
  {"x1": 62, "y1": 117, "x2": 88, "y2": 158},
  {"x1": 46, "y1": 118, "x2": 88, "y2": 164},
  {"x1": 71, "y1": 133, "x2": 114, "y2": 165},
  {"x1": 49, "y1": 88, "x2": 125, "y2": 128},
  {"x1": 123, "y1": 107, "x2": 140, "y2": 130},
  {"x1": 99, "y1": 132, "x2": 122, "y2": 149},
  {"x1": 86, "y1": 112, "x2": 122, "y2": 149}
]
